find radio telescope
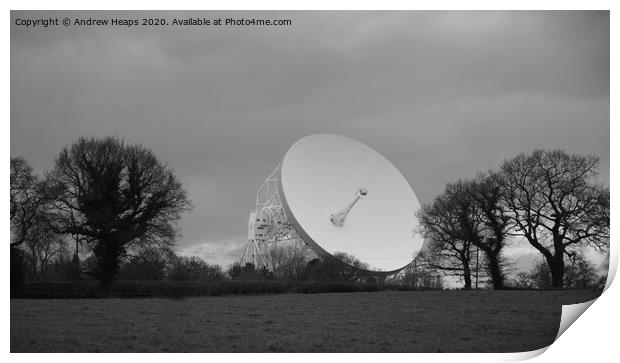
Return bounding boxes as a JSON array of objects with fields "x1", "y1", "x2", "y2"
[{"x1": 241, "y1": 134, "x2": 424, "y2": 275}]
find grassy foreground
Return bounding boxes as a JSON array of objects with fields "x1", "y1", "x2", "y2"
[{"x1": 11, "y1": 289, "x2": 601, "y2": 353}]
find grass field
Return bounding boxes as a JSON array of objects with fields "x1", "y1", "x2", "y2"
[{"x1": 11, "y1": 290, "x2": 601, "y2": 353}]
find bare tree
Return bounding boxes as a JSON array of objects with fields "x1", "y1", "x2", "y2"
[
  {"x1": 46, "y1": 137, "x2": 192, "y2": 288},
  {"x1": 10, "y1": 157, "x2": 46, "y2": 247},
  {"x1": 23, "y1": 211, "x2": 67, "y2": 281},
  {"x1": 416, "y1": 186, "x2": 476, "y2": 289},
  {"x1": 118, "y1": 245, "x2": 175, "y2": 281},
  {"x1": 563, "y1": 254, "x2": 598, "y2": 289},
  {"x1": 263, "y1": 244, "x2": 289, "y2": 278},
  {"x1": 168, "y1": 255, "x2": 224, "y2": 281},
  {"x1": 460, "y1": 175, "x2": 511, "y2": 289},
  {"x1": 264, "y1": 243, "x2": 310, "y2": 280},
  {"x1": 513, "y1": 272, "x2": 536, "y2": 289},
  {"x1": 527, "y1": 261, "x2": 553, "y2": 289},
  {"x1": 11, "y1": 157, "x2": 67, "y2": 281},
  {"x1": 496, "y1": 149, "x2": 609, "y2": 288},
  {"x1": 397, "y1": 258, "x2": 443, "y2": 290},
  {"x1": 417, "y1": 240, "x2": 474, "y2": 289}
]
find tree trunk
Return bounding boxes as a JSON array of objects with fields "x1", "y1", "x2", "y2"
[
  {"x1": 462, "y1": 258, "x2": 472, "y2": 290},
  {"x1": 487, "y1": 257, "x2": 504, "y2": 290},
  {"x1": 10, "y1": 247, "x2": 25, "y2": 290},
  {"x1": 549, "y1": 256, "x2": 565, "y2": 288},
  {"x1": 73, "y1": 237, "x2": 80, "y2": 281},
  {"x1": 548, "y1": 235, "x2": 565, "y2": 288},
  {"x1": 93, "y1": 238, "x2": 121, "y2": 296},
  {"x1": 72, "y1": 252, "x2": 80, "y2": 281},
  {"x1": 486, "y1": 253, "x2": 505, "y2": 290}
]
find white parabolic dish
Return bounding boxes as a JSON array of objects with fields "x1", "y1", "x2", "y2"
[{"x1": 279, "y1": 134, "x2": 423, "y2": 273}]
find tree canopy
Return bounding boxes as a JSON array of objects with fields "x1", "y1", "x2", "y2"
[
  {"x1": 496, "y1": 149, "x2": 609, "y2": 287},
  {"x1": 46, "y1": 137, "x2": 192, "y2": 286},
  {"x1": 10, "y1": 157, "x2": 46, "y2": 247}
]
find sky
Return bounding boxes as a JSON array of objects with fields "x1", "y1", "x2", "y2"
[{"x1": 11, "y1": 11, "x2": 609, "y2": 273}]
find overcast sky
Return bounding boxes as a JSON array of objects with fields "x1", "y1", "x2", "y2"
[{"x1": 11, "y1": 11, "x2": 609, "y2": 269}]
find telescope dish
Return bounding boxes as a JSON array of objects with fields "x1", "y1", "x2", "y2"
[{"x1": 279, "y1": 134, "x2": 423, "y2": 273}]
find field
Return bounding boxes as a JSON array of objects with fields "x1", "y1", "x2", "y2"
[{"x1": 11, "y1": 290, "x2": 601, "y2": 353}]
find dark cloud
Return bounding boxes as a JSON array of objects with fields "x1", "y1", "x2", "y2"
[{"x1": 11, "y1": 11, "x2": 609, "y2": 266}]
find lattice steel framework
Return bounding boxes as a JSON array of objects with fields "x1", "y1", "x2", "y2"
[{"x1": 241, "y1": 165, "x2": 316, "y2": 269}]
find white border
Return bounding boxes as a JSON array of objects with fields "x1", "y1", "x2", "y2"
[{"x1": 5, "y1": 2, "x2": 616, "y2": 362}]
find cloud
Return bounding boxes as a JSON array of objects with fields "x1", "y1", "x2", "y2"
[{"x1": 11, "y1": 11, "x2": 609, "y2": 260}]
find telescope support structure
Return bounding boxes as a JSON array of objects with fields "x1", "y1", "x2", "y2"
[{"x1": 241, "y1": 165, "x2": 315, "y2": 270}]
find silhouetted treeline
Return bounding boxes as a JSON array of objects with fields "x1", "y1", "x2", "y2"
[{"x1": 416, "y1": 149, "x2": 609, "y2": 290}]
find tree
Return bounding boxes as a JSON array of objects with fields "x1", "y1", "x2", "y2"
[
  {"x1": 39, "y1": 250, "x2": 79, "y2": 281},
  {"x1": 331, "y1": 252, "x2": 369, "y2": 282},
  {"x1": 513, "y1": 272, "x2": 536, "y2": 289},
  {"x1": 227, "y1": 262, "x2": 272, "y2": 280},
  {"x1": 118, "y1": 246, "x2": 174, "y2": 281},
  {"x1": 227, "y1": 262, "x2": 244, "y2": 279},
  {"x1": 168, "y1": 255, "x2": 224, "y2": 281},
  {"x1": 510, "y1": 261, "x2": 552, "y2": 289},
  {"x1": 46, "y1": 137, "x2": 192, "y2": 289},
  {"x1": 460, "y1": 176, "x2": 511, "y2": 289},
  {"x1": 416, "y1": 186, "x2": 475, "y2": 289},
  {"x1": 302, "y1": 258, "x2": 338, "y2": 281},
  {"x1": 594, "y1": 256, "x2": 609, "y2": 289},
  {"x1": 563, "y1": 255, "x2": 597, "y2": 289},
  {"x1": 417, "y1": 177, "x2": 510, "y2": 290},
  {"x1": 300, "y1": 253, "x2": 369, "y2": 282},
  {"x1": 302, "y1": 252, "x2": 369, "y2": 282},
  {"x1": 10, "y1": 157, "x2": 46, "y2": 247},
  {"x1": 397, "y1": 259, "x2": 443, "y2": 290},
  {"x1": 22, "y1": 213, "x2": 67, "y2": 281},
  {"x1": 530, "y1": 261, "x2": 553, "y2": 289},
  {"x1": 263, "y1": 243, "x2": 311, "y2": 280},
  {"x1": 11, "y1": 157, "x2": 67, "y2": 282},
  {"x1": 496, "y1": 149, "x2": 609, "y2": 288}
]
